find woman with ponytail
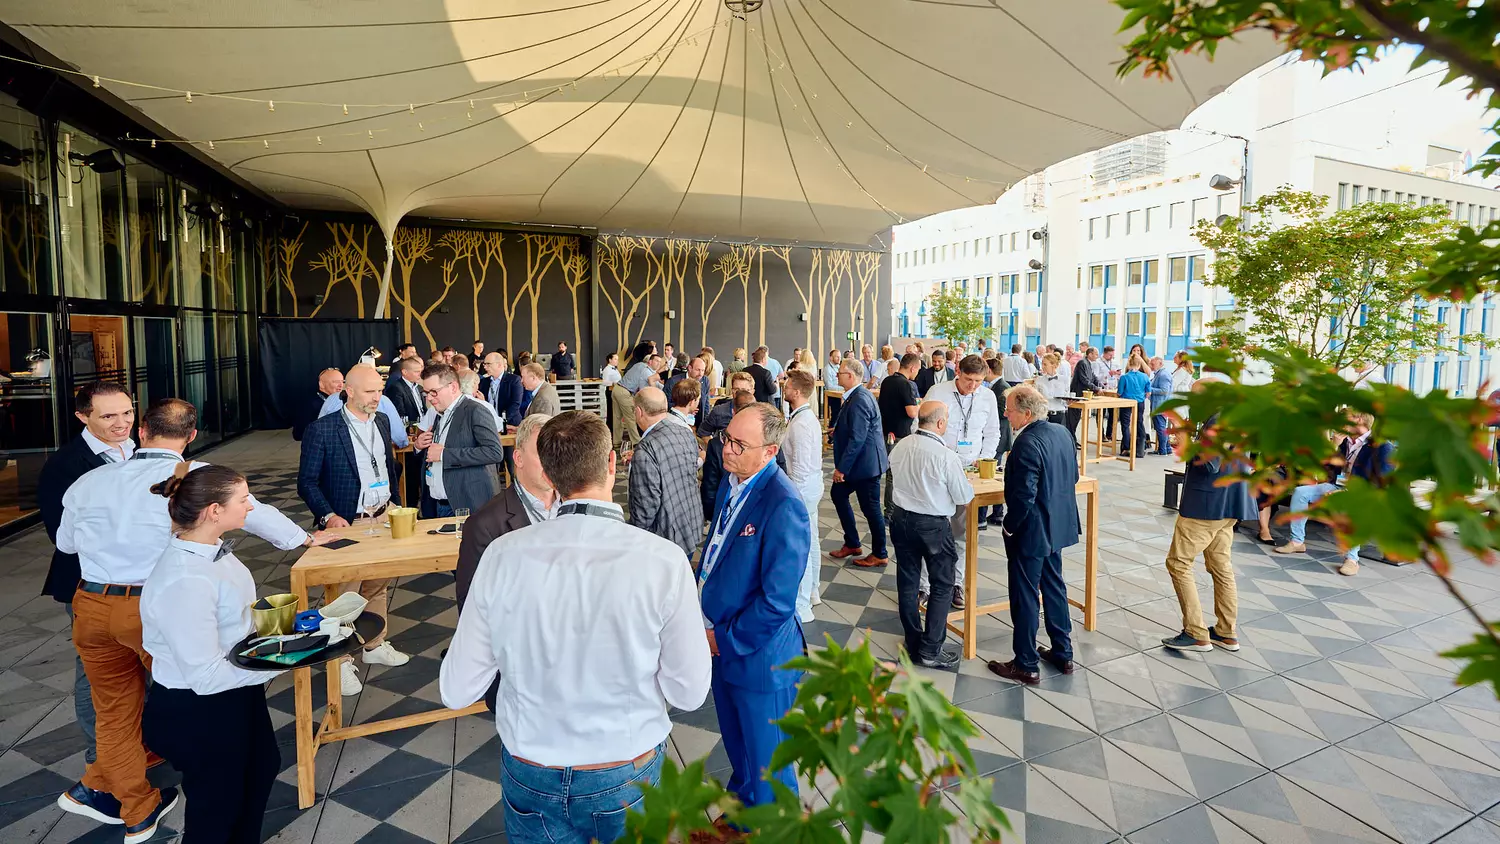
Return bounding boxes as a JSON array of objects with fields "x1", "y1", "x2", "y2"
[{"x1": 140, "y1": 465, "x2": 327, "y2": 843}]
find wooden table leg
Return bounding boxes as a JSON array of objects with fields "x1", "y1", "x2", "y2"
[
  {"x1": 1084, "y1": 487, "x2": 1099, "y2": 631},
  {"x1": 1077, "y1": 409, "x2": 1088, "y2": 476},
  {"x1": 1094, "y1": 409, "x2": 1104, "y2": 465},
  {"x1": 323, "y1": 583, "x2": 343, "y2": 735},
  {"x1": 1129, "y1": 404, "x2": 1138, "y2": 471},
  {"x1": 290, "y1": 570, "x2": 317, "y2": 810},
  {"x1": 963, "y1": 501, "x2": 979, "y2": 660}
]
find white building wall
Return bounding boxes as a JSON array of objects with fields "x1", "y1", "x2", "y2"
[{"x1": 890, "y1": 50, "x2": 1500, "y2": 397}]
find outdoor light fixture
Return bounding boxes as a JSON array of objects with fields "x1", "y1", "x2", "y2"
[
  {"x1": 1031, "y1": 227, "x2": 1047, "y2": 240},
  {"x1": 361, "y1": 346, "x2": 383, "y2": 360},
  {"x1": 1215, "y1": 214, "x2": 1234, "y2": 227},
  {"x1": 0, "y1": 140, "x2": 40, "y2": 168},
  {"x1": 1209, "y1": 173, "x2": 1242, "y2": 191},
  {"x1": 69, "y1": 149, "x2": 125, "y2": 173},
  {"x1": 723, "y1": 0, "x2": 764, "y2": 18},
  {"x1": 1028, "y1": 258, "x2": 1044, "y2": 271},
  {"x1": 24, "y1": 348, "x2": 49, "y2": 363}
]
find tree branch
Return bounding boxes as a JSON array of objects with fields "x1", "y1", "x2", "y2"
[{"x1": 1351, "y1": 0, "x2": 1500, "y2": 93}]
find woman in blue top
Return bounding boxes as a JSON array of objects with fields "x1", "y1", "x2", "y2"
[
  {"x1": 1116, "y1": 355, "x2": 1152, "y2": 457},
  {"x1": 1148, "y1": 356, "x2": 1176, "y2": 455}
]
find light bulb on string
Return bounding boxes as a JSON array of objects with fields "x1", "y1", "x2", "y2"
[
  {"x1": 91, "y1": 75, "x2": 99, "y2": 87},
  {"x1": 268, "y1": 100, "x2": 275, "y2": 112},
  {"x1": 185, "y1": 91, "x2": 192, "y2": 103},
  {"x1": 316, "y1": 136, "x2": 322, "y2": 145},
  {"x1": 342, "y1": 104, "x2": 348, "y2": 115},
  {"x1": 408, "y1": 104, "x2": 414, "y2": 113},
  {"x1": 263, "y1": 139, "x2": 269, "y2": 148},
  {"x1": 208, "y1": 140, "x2": 215, "y2": 150}
]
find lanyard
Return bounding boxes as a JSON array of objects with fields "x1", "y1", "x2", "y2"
[
  {"x1": 132, "y1": 450, "x2": 182, "y2": 461},
  {"x1": 699, "y1": 463, "x2": 771, "y2": 584},
  {"x1": 342, "y1": 408, "x2": 383, "y2": 475},
  {"x1": 435, "y1": 395, "x2": 466, "y2": 445},
  {"x1": 789, "y1": 405, "x2": 809, "y2": 422},
  {"x1": 557, "y1": 501, "x2": 624, "y2": 522},
  {"x1": 954, "y1": 391, "x2": 976, "y2": 439}
]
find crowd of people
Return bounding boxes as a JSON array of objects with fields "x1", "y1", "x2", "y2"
[{"x1": 29, "y1": 331, "x2": 1392, "y2": 844}]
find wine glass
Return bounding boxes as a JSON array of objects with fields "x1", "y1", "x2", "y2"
[
  {"x1": 359, "y1": 489, "x2": 386, "y2": 536},
  {"x1": 453, "y1": 507, "x2": 471, "y2": 538}
]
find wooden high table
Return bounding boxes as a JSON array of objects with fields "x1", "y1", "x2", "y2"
[
  {"x1": 1068, "y1": 396, "x2": 1139, "y2": 475},
  {"x1": 288, "y1": 518, "x2": 479, "y2": 809},
  {"x1": 393, "y1": 433, "x2": 515, "y2": 503},
  {"x1": 945, "y1": 474, "x2": 1101, "y2": 660}
]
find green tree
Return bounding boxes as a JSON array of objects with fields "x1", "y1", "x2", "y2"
[
  {"x1": 1116, "y1": 0, "x2": 1500, "y2": 692},
  {"x1": 1197, "y1": 187, "x2": 1472, "y2": 372},
  {"x1": 925, "y1": 286, "x2": 992, "y2": 348}
]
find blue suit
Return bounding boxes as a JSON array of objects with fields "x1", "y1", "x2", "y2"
[
  {"x1": 700, "y1": 463, "x2": 810, "y2": 809},
  {"x1": 298, "y1": 410, "x2": 403, "y2": 523},
  {"x1": 479, "y1": 372, "x2": 524, "y2": 427},
  {"x1": 831, "y1": 384, "x2": 889, "y2": 558},
  {"x1": 1002, "y1": 420, "x2": 1080, "y2": 672}
]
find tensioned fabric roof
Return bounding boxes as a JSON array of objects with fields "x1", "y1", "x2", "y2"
[{"x1": 8, "y1": 0, "x2": 1278, "y2": 247}]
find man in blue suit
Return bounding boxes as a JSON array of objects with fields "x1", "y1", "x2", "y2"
[
  {"x1": 990, "y1": 385, "x2": 1080, "y2": 686},
  {"x1": 829, "y1": 359, "x2": 890, "y2": 567},
  {"x1": 700, "y1": 403, "x2": 810, "y2": 811}
]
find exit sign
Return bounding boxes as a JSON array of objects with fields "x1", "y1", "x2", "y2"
[{"x1": 846, "y1": 331, "x2": 856, "y2": 341}]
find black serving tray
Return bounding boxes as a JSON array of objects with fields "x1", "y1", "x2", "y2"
[{"x1": 229, "y1": 611, "x2": 386, "y2": 671}]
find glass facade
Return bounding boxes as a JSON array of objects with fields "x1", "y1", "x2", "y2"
[{"x1": 0, "y1": 93, "x2": 263, "y2": 535}]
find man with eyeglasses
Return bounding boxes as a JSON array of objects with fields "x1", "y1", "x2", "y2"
[
  {"x1": 413, "y1": 363, "x2": 504, "y2": 519},
  {"x1": 700, "y1": 391, "x2": 787, "y2": 520}
]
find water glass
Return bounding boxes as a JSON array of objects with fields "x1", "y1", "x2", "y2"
[{"x1": 454, "y1": 507, "x2": 470, "y2": 537}]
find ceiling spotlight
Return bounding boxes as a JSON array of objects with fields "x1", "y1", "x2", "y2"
[
  {"x1": 1209, "y1": 174, "x2": 1242, "y2": 191},
  {"x1": 723, "y1": 0, "x2": 764, "y2": 18},
  {"x1": 186, "y1": 200, "x2": 225, "y2": 220},
  {"x1": 1027, "y1": 258, "x2": 1044, "y2": 271},
  {"x1": 69, "y1": 149, "x2": 125, "y2": 173},
  {"x1": 0, "y1": 140, "x2": 39, "y2": 168}
]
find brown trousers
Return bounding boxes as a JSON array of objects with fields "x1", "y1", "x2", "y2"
[
  {"x1": 1164, "y1": 516, "x2": 1239, "y2": 641},
  {"x1": 72, "y1": 590, "x2": 161, "y2": 826}
]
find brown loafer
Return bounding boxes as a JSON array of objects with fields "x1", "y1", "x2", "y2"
[
  {"x1": 1039, "y1": 645, "x2": 1075, "y2": 674},
  {"x1": 828, "y1": 546, "x2": 864, "y2": 560},
  {"x1": 951, "y1": 590, "x2": 966, "y2": 609},
  {"x1": 987, "y1": 659, "x2": 1040, "y2": 685},
  {"x1": 851, "y1": 554, "x2": 889, "y2": 568}
]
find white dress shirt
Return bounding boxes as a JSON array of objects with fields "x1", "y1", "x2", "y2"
[
  {"x1": 58, "y1": 450, "x2": 309, "y2": 585},
  {"x1": 141, "y1": 538, "x2": 269, "y2": 695},
  {"x1": 780, "y1": 404, "x2": 824, "y2": 502},
  {"x1": 439, "y1": 500, "x2": 711, "y2": 766},
  {"x1": 708, "y1": 358, "x2": 724, "y2": 392},
  {"x1": 319, "y1": 393, "x2": 410, "y2": 447},
  {"x1": 1037, "y1": 371, "x2": 1070, "y2": 412},
  {"x1": 1001, "y1": 354, "x2": 1031, "y2": 383},
  {"x1": 81, "y1": 428, "x2": 135, "y2": 463},
  {"x1": 923, "y1": 381, "x2": 1001, "y2": 465},
  {"x1": 890, "y1": 430, "x2": 976, "y2": 516},
  {"x1": 344, "y1": 409, "x2": 391, "y2": 509},
  {"x1": 1056, "y1": 357, "x2": 1071, "y2": 382},
  {"x1": 601, "y1": 364, "x2": 622, "y2": 388},
  {"x1": 823, "y1": 363, "x2": 841, "y2": 389},
  {"x1": 425, "y1": 395, "x2": 471, "y2": 500}
]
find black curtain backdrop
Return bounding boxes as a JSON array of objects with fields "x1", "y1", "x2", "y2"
[{"x1": 257, "y1": 318, "x2": 400, "y2": 428}]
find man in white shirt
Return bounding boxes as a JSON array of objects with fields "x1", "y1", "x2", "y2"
[
  {"x1": 860, "y1": 344, "x2": 883, "y2": 389},
  {"x1": 57, "y1": 398, "x2": 319, "y2": 840},
  {"x1": 319, "y1": 384, "x2": 410, "y2": 447},
  {"x1": 781, "y1": 370, "x2": 824, "y2": 622},
  {"x1": 823, "y1": 349, "x2": 844, "y2": 422},
  {"x1": 1097, "y1": 346, "x2": 1122, "y2": 440},
  {"x1": 920, "y1": 355, "x2": 1001, "y2": 608},
  {"x1": 440, "y1": 412, "x2": 710, "y2": 844},
  {"x1": 1001, "y1": 343, "x2": 1032, "y2": 386}
]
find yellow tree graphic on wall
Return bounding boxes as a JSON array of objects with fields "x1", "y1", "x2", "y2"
[
  {"x1": 818, "y1": 250, "x2": 852, "y2": 358},
  {"x1": 713, "y1": 244, "x2": 755, "y2": 352},
  {"x1": 519, "y1": 233, "x2": 566, "y2": 353},
  {"x1": 438, "y1": 229, "x2": 505, "y2": 343},
  {"x1": 308, "y1": 222, "x2": 379, "y2": 317},
  {"x1": 598, "y1": 235, "x2": 661, "y2": 357},
  {"x1": 390, "y1": 227, "x2": 451, "y2": 348},
  {"x1": 854, "y1": 251, "x2": 881, "y2": 347},
  {"x1": 276, "y1": 221, "x2": 308, "y2": 317},
  {"x1": 692, "y1": 241, "x2": 726, "y2": 349},
  {"x1": 556, "y1": 237, "x2": 589, "y2": 354}
]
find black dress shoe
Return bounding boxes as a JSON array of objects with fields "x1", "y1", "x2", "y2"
[
  {"x1": 1038, "y1": 645, "x2": 1075, "y2": 674},
  {"x1": 915, "y1": 646, "x2": 962, "y2": 670},
  {"x1": 985, "y1": 513, "x2": 1005, "y2": 527},
  {"x1": 987, "y1": 659, "x2": 1040, "y2": 685},
  {"x1": 951, "y1": 590, "x2": 965, "y2": 610},
  {"x1": 976, "y1": 522, "x2": 988, "y2": 532}
]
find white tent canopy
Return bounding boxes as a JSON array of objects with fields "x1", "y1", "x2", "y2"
[{"x1": 9, "y1": 0, "x2": 1277, "y2": 248}]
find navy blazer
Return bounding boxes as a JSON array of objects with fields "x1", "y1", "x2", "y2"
[
  {"x1": 479, "y1": 372, "x2": 524, "y2": 427},
  {"x1": 832, "y1": 385, "x2": 887, "y2": 481},
  {"x1": 1347, "y1": 437, "x2": 1395, "y2": 485},
  {"x1": 298, "y1": 410, "x2": 403, "y2": 523},
  {"x1": 38, "y1": 435, "x2": 110, "y2": 602},
  {"x1": 700, "y1": 465, "x2": 810, "y2": 691},
  {"x1": 1002, "y1": 420, "x2": 1081, "y2": 558},
  {"x1": 384, "y1": 375, "x2": 424, "y2": 424}
]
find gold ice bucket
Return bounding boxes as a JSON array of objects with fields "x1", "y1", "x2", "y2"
[{"x1": 251, "y1": 594, "x2": 298, "y2": 636}]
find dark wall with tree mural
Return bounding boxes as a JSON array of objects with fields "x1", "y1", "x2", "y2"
[{"x1": 266, "y1": 217, "x2": 889, "y2": 372}]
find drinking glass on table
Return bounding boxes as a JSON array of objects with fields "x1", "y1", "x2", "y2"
[
  {"x1": 454, "y1": 507, "x2": 471, "y2": 537},
  {"x1": 359, "y1": 489, "x2": 386, "y2": 536}
]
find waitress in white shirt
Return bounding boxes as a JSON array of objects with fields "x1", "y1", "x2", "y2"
[{"x1": 140, "y1": 465, "x2": 330, "y2": 844}]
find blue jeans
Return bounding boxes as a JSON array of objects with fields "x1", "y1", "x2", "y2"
[
  {"x1": 1289, "y1": 482, "x2": 1357, "y2": 560},
  {"x1": 64, "y1": 604, "x2": 98, "y2": 764},
  {"x1": 1152, "y1": 412, "x2": 1171, "y2": 454},
  {"x1": 499, "y1": 741, "x2": 665, "y2": 844},
  {"x1": 832, "y1": 474, "x2": 887, "y2": 558},
  {"x1": 1005, "y1": 542, "x2": 1072, "y2": 673}
]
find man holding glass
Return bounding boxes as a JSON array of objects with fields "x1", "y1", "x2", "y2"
[
  {"x1": 297, "y1": 364, "x2": 411, "y2": 695},
  {"x1": 414, "y1": 363, "x2": 505, "y2": 519}
]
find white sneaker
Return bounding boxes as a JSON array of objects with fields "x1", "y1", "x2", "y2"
[
  {"x1": 361, "y1": 641, "x2": 410, "y2": 667},
  {"x1": 339, "y1": 660, "x2": 363, "y2": 696}
]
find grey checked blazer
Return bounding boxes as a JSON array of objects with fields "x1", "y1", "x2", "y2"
[{"x1": 627, "y1": 419, "x2": 705, "y2": 558}]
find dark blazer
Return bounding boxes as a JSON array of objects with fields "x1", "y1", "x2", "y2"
[
  {"x1": 384, "y1": 375, "x2": 424, "y2": 424},
  {"x1": 990, "y1": 379, "x2": 1013, "y2": 458},
  {"x1": 832, "y1": 386, "x2": 887, "y2": 481},
  {"x1": 1181, "y1": 422, "x2": 1258, "y2": 521},
  {"x1": 700, "y1": 466, "x2": 809, "y2": 691},
  {"x1": 38, "y1": 436, "x2": 111, "y2": 601},
  {"x1": 666, "y1": 374, "x2": 713, "y2": 426},
  {"x1": 1347, "y1": 437, "x2": 1395, "y2": 485},
  {"x1": 1069, "y1": 361, "x2": 1101, "y2": 395},
  {"x1": 427, "y1": 398, "x2": 506, "y2": 512},
  {"x1": 629, "y1": 420, "x2": 706, "y2": 558},
  {"x1": 744, "y1": 364, "x2": 777, "y2": 404},
  {"x1": 1002, "y1": 420, "x2": 1081, "y2": 558},
  {"x1": 479, "y1": 372, "x2": 524, "y2": 427},
  {"x1": 455, "y1": 485, "x2": 531, "y2": 610},
  {"x1": 914, "y1": 365, "x2": 951, "y2": 397},
  {"x1": 700, "y1": 399, "x2": 736, "y2": 436},
  {"x1": 549, "y1": 351, "x2": 576, "y2": 380},
  {"x1": 298, "y1": 410, "x2": 403, "y2": 523},
  {"x1": 291, "y1": 390, "x2": 330, "y2": 441}
]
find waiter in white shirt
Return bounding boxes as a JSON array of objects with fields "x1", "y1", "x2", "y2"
[
  {"x1": 920, "y1": 355, "x2": 1000, "y2": 609},
  {"x1": 1001, "y1": 344, "x2": 1032, "y2": 387},
  {"x1": 780, "y1": 369, "x2": 824, "y2": 622},
  {"x1": 890, "y1": 401, "x2": 975, "y2": 668},
  {"x1": 141, "y1": 463, "x2": 330, "y2": 844},
  {"x1": 440, "y1": 411, "x2": 710, "y2": 844},
  {"x1": 56, "y1": 398, "x2": 319, "y2": 842}
]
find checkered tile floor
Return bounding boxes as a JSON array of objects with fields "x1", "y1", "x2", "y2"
[{"x1": 3, "y1": 429, "x2": 1500, "y2": 842}]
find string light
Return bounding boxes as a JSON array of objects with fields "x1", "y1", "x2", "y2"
[{"x1": 268, "y1": 100, "x2": 275, "y2": 112}]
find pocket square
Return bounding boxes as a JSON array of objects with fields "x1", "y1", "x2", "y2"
[{"x1": 739, "y1": 524, "x2": 756, "y2": 537}]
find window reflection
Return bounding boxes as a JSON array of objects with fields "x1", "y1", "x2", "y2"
[
  {"x1": 0, "y1": 312, "x2": 58, "y2": 524},
  {"x1": 0, "y1": 97, "x2": 52, "y2": 295},
  {"x1": 57, "y1": 125, "x2": 129, "y2": 300}
]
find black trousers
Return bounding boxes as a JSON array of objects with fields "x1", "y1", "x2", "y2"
[
  {"x1": 890, "y1": 507, "x2": 956, "y2": 660},
  {"x1": 1117, "y1": 403, "x2": 1146, "y2": 456},
  {"x1": 832, "y1": 474, "x2": 887, "y2": 558},
  {"x1": 1004, "y1": 540, "x2": 1073, "y2": 673},
  {"x1": 142, "y1": 683, "x2": 279, "y2": 844}
]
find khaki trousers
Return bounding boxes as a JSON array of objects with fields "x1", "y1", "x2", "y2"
[
  {"x1": 610, "y1": 385, "x2": 640, "y2": 453},
  {"x1": 1164, "y1": 516, "x2": 1239, "y2": 641},
  {"x1": 72, "y1": 590, "x2": 161, "y2": 826},
  {"x1": 332, "y1": 578, "x2": 392, "y2": 648}
]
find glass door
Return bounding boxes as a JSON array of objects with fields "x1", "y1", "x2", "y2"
[
  {"x1": 132, "y1": 316, "x2": 176, "y2": 411},
  {"x1": 68, "y1": 314, "x2": 128, "y2": 388},
  {"x1": 0, "y1": 312, "x2": 58, "y2": 527}
]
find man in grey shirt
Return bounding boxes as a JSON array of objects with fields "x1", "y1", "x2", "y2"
[{"x1": 888, "y1": 401, "x2": 975, "y2": 669}]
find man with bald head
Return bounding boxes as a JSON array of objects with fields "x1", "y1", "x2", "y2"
[
  {"x1": 887, "y1": 400, "x2": 974, "y2": 668},
  {"x1": 628, "y1": 386, "x2": 705, "y2": 557},
  {"x1": 299, "y1": 363, "x2": 412, "y2": 694},
  {"x1": 293, "y1": 367, "x2": 344, "y2": 441},
  {"x1": 318, "y1": 364, "x2": 410, "y2": 447}
]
